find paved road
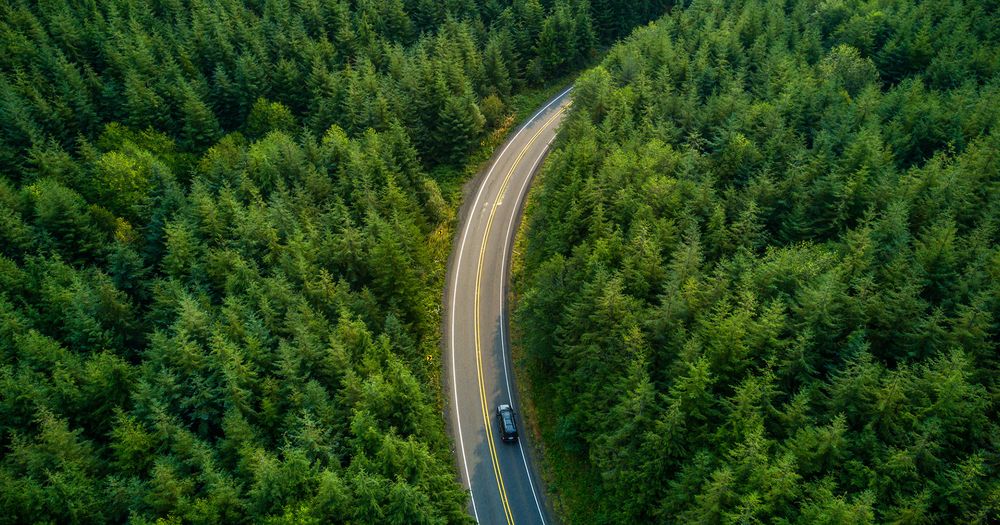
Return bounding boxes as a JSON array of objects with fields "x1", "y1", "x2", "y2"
[{"x1": 444, "y1": 87, "x2": 572, "y2": 525}]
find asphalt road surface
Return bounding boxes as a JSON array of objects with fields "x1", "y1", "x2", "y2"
[{"x1": 444, "y1": 87, "x2": 573, "y2": 525}]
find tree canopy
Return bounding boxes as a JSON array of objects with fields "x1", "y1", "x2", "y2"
[
  {"x1": 516, "y1": 0, "x2": 1000, "y2": 523},
  {"x1": 0, "y1": 0, "x2": 667, "y2": 522}
]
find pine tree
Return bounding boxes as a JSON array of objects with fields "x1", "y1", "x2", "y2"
[
  {"x1": 244, "y1": 97, "x2": 296, "y2": 140},
  {"x1": 434, "y1": 91, "x2": 484, "y2": 166},
  {"x1": 483, "y1": 34, "x2": 513, "y2": 98},
  {"x1": 179, "y1": 83, "x2": 222, "y2": 152},
  {"x1": 535, "y1": 2, "x2": 579, "y2": 77}
]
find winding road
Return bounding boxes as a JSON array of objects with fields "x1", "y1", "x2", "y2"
[{"x1": 444, "y1": 87, "x2": 572, "y2": 525}]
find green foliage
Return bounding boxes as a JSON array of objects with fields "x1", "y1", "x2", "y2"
[
  {"x1": 0, "y1": 0, "x2": 648, "y2": 172},
  {"x1": 517, "y1": 0, "x2": 1000, "y2": 523},
  {"x1": 0, "y1": 120, "x2": 475, "y2": 522},
  {"x1": 244, "y1": 98, "x2": 297, "y2": 141},
  {"x1": 436, "y1": 93, "x2": 486, "y2": 165},
  {"x1": 0, "y1": 0, "x2": 670, "y2": 521},
  {"x1": 533, "y1": 0, "x2": 598, "y2": 79}
]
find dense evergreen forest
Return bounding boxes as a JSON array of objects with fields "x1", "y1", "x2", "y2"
[
  {"x1": 0, "y1": 0, "x2": 668, "y2": 522},
  {"x1": 516, "y1": 0, "x2": 1000, "y2": 523}
]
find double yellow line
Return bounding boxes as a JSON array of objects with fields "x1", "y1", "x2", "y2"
[{"x1": 473, "y1": 106, "x2": 567, "y2": 525}]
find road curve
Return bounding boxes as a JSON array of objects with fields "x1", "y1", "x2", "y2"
[{"x1": 445, "y1": 87, "x2": 572, "y2": 525}]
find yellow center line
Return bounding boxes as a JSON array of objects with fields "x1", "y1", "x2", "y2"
[{"x1": 474, "y1": 106, "x2": 566, "y2": 525}]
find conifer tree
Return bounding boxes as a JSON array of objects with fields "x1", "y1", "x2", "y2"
[
  {"x1": 179, "y1": 83, "x2": 221, "y2": 152},
  {"x1": 435, "y1": 91, "x2": 485, "y2": 166}
]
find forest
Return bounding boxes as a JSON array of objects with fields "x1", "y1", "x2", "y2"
[
  {"x1": 0, "y1": 0, "x2": 669, "y2": 523},
  {"x1": 516, "y1": 0, "x2": 1000, "y2": 523}
]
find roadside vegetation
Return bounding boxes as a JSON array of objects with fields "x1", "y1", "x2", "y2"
[
  {"x1": 516, "y1": 0, "x2": 1000, "y2": 522},
  {"x1": 0, "y1": 0, "x2": 667, "y2": 522}
]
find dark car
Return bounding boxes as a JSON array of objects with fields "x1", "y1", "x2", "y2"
[{"x1": 496, "y1": 404, "x2": 518, "y2": 443}]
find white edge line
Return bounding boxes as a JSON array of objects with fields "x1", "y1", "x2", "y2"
[
  {"x1": 499, "y1": 130, "x2": 563, "y2": 525},
  {"x1": 449, "y1": 85, "x2": 573, "y2": 523}
]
